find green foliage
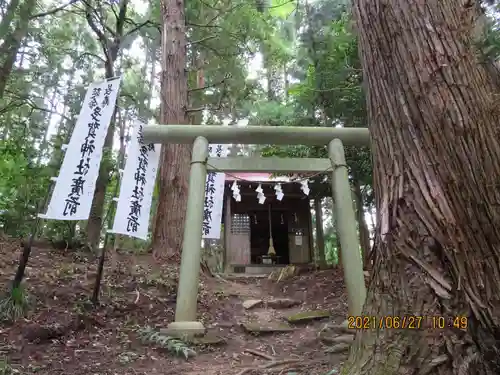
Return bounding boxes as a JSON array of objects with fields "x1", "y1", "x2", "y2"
[
  {"x1": 243, "y1": 100, "x2": 297, "y2": 126},
  {"x1": 0, "y1": 138, "x2": 49, "y2": 237},
  {"x1": 0, "y1": 358, "x2": 12, "y2": 375},
  {"x1": 324, "y1": 233, "x2": 339, "y2": 266},
  {"x1": 258, "y1": 6, "x2": 371, "y2": 191},
  {"x1": 477, "y1": 12, "x2": 500, "y2": 61},
  {"x1": 269, "y1": 0, "x2": 297, "y2": 19},
  {"x1": 138, "y1": 327, "x2": 196, "y2": 359},
  {"x1": 0, "y1": 286, "x2": 29, "y2": 322}
]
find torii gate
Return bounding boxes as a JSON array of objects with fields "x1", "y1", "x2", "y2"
[{"x1": 143, "y1": 125, "x2": 370, "y2": 337}]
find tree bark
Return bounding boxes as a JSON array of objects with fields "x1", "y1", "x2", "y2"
[
  {"x1": 0, "y1": 0, "x2": 36, "y2": 99},
  {"x1": 343, "y1": 1, "x2": 500, "y2": 374},
  {"x1": 151, "y1": 0, "x2": 191, "y2": 262},
  {"x1": 331, "y1": 199, "x2": 342, "y2": 266},
  {"x1": 84, "y1": 0, "x2": 129, "y2": 250},
  {"x1": 314, "y1": 198, "x2": 327, "y2": 269},
  {"x1": 353, "y1": 180, "x2": 371, "y2": 269},
  {"x1": 0, "y1": 0, "x2": 21, "y2": 41},
  {"x1": 256, "y1": 0, "x2": 278, "y2": 103}
]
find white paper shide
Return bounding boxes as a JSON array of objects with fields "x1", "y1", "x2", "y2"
[
  {"x1": 110, "y1": 120, "x2": 161, "y2": 240},
  {"x1": 202, "y1": 144, "x2": 227, "y2": 239},
  {"x1": 40, "y1": 77, "x2": 121, "y2": 220}
]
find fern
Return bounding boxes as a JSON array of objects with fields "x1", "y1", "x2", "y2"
[{"x1": 137, "y1": 327, "x2": 196, "y2": 359}]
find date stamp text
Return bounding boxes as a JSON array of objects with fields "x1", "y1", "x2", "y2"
[{"x1": 347, "y1": 315, "x2": 468, "y2": 330}]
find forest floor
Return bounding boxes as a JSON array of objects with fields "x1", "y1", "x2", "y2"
[{"x1": 0, "y1": 236, "x2": 351, "y2": 375}]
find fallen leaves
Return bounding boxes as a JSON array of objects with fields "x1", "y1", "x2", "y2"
[{"x1": 0, "y1": 242, "x2": 350, "y2": 375}]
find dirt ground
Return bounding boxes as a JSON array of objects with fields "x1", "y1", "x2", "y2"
[{"x1": 0, "y1": 237, "x2": 350, "y2": 375}]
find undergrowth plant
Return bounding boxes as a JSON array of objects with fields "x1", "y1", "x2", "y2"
[
  {"x1": 0, "y1": 286, "x2": 29, "y2": 322},
  {"x1": 137, "y1": 326, "x2": 196, "y2": 359},
  {"x1": 0, "y1": 357, "x2": 12, "y2": 375}
]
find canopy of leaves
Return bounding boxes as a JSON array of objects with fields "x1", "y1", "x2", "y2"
[{"x1": 0, "y1": 0, "x2": 498, "y2": 247}]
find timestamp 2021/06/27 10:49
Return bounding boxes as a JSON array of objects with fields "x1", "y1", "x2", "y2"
[{"x1": 347, "y1": 315, "x2": 468, "y2": 330}]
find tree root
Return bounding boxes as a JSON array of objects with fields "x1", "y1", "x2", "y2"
[
  {"x1": 319, "y1": 320, "x2": 351, "y2": 335},
  {"x1": 214, "y1": 274, "x2": 230, "y2": 283},
  {"x1": 320, "y1": 334, "x2": 354, "y2": 345},
  {"x1": 325, "y1": 343, "x2": 351, "y2": 354},
  {"x1": 244, "y1": 348, "x2": 275, "y2": 360}
]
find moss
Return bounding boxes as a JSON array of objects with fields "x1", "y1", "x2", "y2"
[
  {"x1": 241, "y1": 322, "x2": 294, "y2": 333},
  {"x1": 286, "y1": 310, "x2": 331, "y2": 323},
  {"x1": 187, "y1": 334, "x2": 225, "y2": 346}
]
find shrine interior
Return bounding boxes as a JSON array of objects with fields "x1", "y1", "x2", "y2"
[{"x1": 249, "y1": 210, "x2": 290, "y2": 265}]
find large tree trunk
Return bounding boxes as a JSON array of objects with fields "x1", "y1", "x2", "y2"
[
  {"x1": 0, "y1": 0, "x2": 21, "y2": 41},
  {"x1": 151, "y1": 0, "x2": 190, "y2": 261},
  {"x1": 255, "y1": 0, "x2": 278, "y2": 103},
  {"x1": 343, "y1": 1, "x2": 500, "y2": 375},
  {"x1": 86, "y1": 68, "x2": 118, "y2": 251},
  {"x1": 0, "y1": 0, "x2": 36, "y2": 99}
]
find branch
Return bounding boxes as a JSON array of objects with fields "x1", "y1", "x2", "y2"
[
  {"x1": 188, "y1": 35, "x2": 217, "y2": 46},
  {"x1": 243, "y1": 348, "x2": 274, "y2": 361},
  {"x1": 55, "y1": 49, "x2": 105, "y2": 64},
  {"x1": 197, "y1": 41, "x2": 243, "y2": 58},
  {"x1": 115, "y1": 0, "x2": 129, "y2": 37},
  {"x1": 31, "y1": 106, "x2": 72, "y2": 122},
  {"x1": 30, "y1": 0, "x2": 80, "y2": 19},
  {"x1": 266, "y1": 0, "x2": 296, "y2": 9},
  {"x1": 1, "y1": 91, "x2": 72, "y2": 121},
  {"x1": 109, "y1": 1, "x2": 120, "y2": 22},
  {"x1": 82, "y1": 0, "x2": 117, "y2": 67},
  {"x1": 123, "y1": 20, "x2": 152, "y2": 38},
  {"x1": 84, "y1": 2, "x2": 107, "y2": 44},
  {"x1": 185, "y1": 106, "x2": 206, "y2": 113},
  {"x1": 82, "y1": 0, "x2": 114, "y2": 40},
  {"x1": 187, "y1": 22, "x2": 221, "y2": 28},
  {"x1": 75, "y1": 51, "x2": 106, "y2": 64},
  {"x1": 188, "y1": 2, "x2": 246, "y2": 28},
  {"x1": 188, "y1": 77, "x2": 227, "y2": 92},
  {"x1": 125, "y1": 17, "x2": 160, "y2": 33},
  {"x1": 186, "y1": 77, "x2": 229, "y2": 113},
  {"x1": 198, "y1": 0, "x2": 223, "y2": 10}
]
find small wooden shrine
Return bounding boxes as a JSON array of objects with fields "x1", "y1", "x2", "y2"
[{"x1": 221, "y1": 173, "x2": 330, "y2": 274}]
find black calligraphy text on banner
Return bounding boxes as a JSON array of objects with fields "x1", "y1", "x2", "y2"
[
  {"x1": 126, "y1": 123, "x2": 155, "y2": 233},
  {"x1": 63, "y1": 84, "x2": 114, "y2": 217},
  {"x1": 202, "y1": 145, "x2": 225, "y2": 236}
]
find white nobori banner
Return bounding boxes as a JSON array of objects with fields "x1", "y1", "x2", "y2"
[
  {"x1": 109, "y1": 120, "x2": 161, "y2": 240},
  {"x1": 40, "y1": 77, "x2": 121, "y2": 220},
  {"x1": 202, "y1": 144, "x2": 228, "y2": 239}
]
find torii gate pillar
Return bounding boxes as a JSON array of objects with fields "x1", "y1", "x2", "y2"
[
  {"x1": 163, "y1": 136, "x2": 209, "y2": 337},
  {"x1": 329, "y1": 138, "x2": 366, "y2": 317}
]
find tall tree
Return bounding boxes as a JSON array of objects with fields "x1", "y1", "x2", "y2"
[
  {"x1": 151, "y1": 0, "x2": 191, "y2": 261},
  {"x1": 0, "y1": 0, "x2": 36, "y2": 98},
  {"x1": 343, "y1": 1, "x2": 500, "y2": 374},
  {"x1": 84, "y1": 0, "x2": 150, "y2": 250}
]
